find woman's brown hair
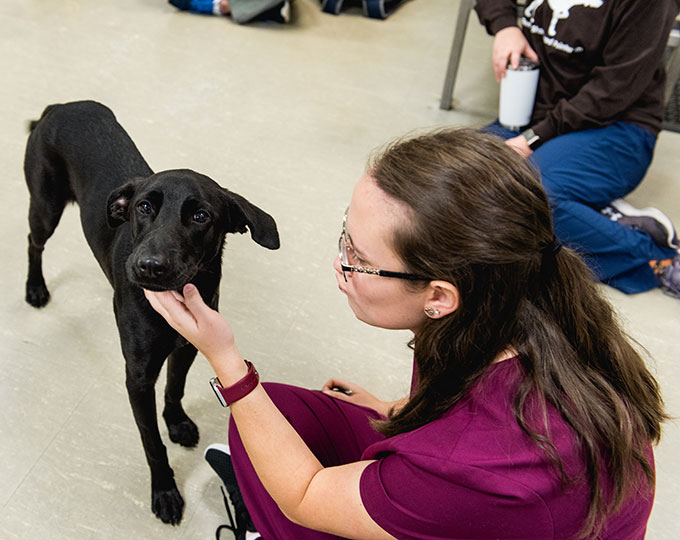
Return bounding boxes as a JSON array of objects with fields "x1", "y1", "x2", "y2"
[{"x1": 369, "y1": 128, "x2": 666, "y2": 539}]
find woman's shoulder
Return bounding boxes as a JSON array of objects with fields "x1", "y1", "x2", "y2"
[
  {"x1": 364, "y1": 359, "x2": 525, "y2": 453},
  {"x1": 363, "y1": 357, "x2": 581, "y2": 475}
]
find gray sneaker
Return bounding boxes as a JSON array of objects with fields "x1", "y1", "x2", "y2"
[
  {"x1": 600, "y1": 199, "x2": 679, "y2": 249},
  {"x1": 657, "y1": 255, "x2": 680, "y2": 299}
]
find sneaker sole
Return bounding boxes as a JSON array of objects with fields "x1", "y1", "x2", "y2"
[
  {"x1": 661, "y1": 285, "x2": 680, "y2": 299},
  {"x1": 610, "y1": 199, "x2": 679, "y2": 249},
  {"x1": 204, "y1": 442, "x2": 231, "y2": 458}
]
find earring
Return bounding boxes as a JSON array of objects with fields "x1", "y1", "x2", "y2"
[{"x1": 425, "y1": 307, "x2": 440, "y2": 317}]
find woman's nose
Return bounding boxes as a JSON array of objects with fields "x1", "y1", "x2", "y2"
[{"x1": 332, "y1": 253, "x2": 342, "y2": 274}]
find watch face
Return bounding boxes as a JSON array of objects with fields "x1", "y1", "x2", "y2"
[
  {"x1": 209, "y1": 377, "x2": 228, "y2": 407},
  {"x1": 521, "y1": 129, "x2": 539, "y2": 149}
]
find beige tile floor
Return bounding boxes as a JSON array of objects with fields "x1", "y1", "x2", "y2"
[{"x1": 0, "y1": 1, "x2": 678, "y2": 539}]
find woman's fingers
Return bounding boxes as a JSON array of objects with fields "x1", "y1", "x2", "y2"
[
  {"x1": 494, "y1": 55, "x2": 508, "y2": 82},
  {"x1": 322, "y1": 378, "x2": 354, "y2": 393},
  {"x1": 493, "y1": 26, "x2": 536, "y2": 82},
  {"x1": 322, "y1": 378, "x2": 363, "y2": 403},
  {"x1": 170, "y1": 289, "x2": 185, "y2": 303},
  {"x1": 181, "y1": 284, "x2": 212, "y2": 321},
  {"x1": 144, "y1": 288, "x2": 198, "y2": 331},
  {"x1": 144, "y1": 289, "x2": 170, "y2": 319},
  {"x1": 509, "y1": 50, "x2": 521, "y2": 71},
  {"x1": 322, "y1": 386, "x2": 355, "y2": 404},
  {"x1": 144, "y1": 285, "x2": 239, "y2": 365},
  {"x1": 524, "y1": 44, "x2": 539, "y2": 63}
]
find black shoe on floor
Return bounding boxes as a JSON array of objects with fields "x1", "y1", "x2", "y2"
[{"x1": 205, "y1": 443, "x2": 259, "y2": 540}]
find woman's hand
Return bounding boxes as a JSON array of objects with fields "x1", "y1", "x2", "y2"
[
  {"x1": 322, "y1": 378, "x2": 403, "y2": 418},
  {"x1": 492, "y1": 26, "x2": 538, "y2": 82},
  {"x1": 144, "y1": 285, "x2": 244, "y2": 380}
]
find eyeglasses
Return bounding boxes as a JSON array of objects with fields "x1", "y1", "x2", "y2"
[{"x1": 338, "y1": 209, "x2": 431, "y2": 282}]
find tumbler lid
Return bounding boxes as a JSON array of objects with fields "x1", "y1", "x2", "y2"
[{"x1": 507, "y1": 57, "x2": 539, "y2": 71}]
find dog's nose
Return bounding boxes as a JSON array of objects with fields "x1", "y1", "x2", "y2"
[{"x1": 137, "y1": 257, "x2": 167, "y2": 279}]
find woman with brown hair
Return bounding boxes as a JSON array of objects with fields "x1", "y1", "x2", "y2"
[{"x1": 145, "y1": 128, "x2": 665, "y2": 540}]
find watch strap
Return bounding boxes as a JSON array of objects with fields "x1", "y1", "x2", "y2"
[
  {"x1": 520, "y1": 128, "x2": 541, "y2": 150},
  {"x1": 210, "y1": 360, "x2": 259, "y2": 407}
]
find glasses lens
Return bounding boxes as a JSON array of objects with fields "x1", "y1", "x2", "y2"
[
  {"x1": 339, "y1": 233, "x2": 348, "y2": 265},
  {"x1": 338, "y1": 232, "x2": 349, "y2": 282}
]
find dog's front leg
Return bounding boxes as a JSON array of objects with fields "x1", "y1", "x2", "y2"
[
  {"x1": 125, "y1": 360, "x2": 184, "y2": 525},
  {"x1": 163, "y1": 343, "x2": 200, "y2": 448}
]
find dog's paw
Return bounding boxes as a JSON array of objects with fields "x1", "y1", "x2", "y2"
[
  {"x1": 167, "y1": 417, "x2": 199, "y2": 448},
  {"x1": 152, "y1": 485, "x2": 184, "y2": 525},
  {"x1": 25, "y1": 283, "x2": 50, "y2": 308}
]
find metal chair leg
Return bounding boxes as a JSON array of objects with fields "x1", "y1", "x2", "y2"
[
  {"x1": 665, "y1": 22, "x2": 680, "y2": 105},
  {"x1": 440, "y1": 0, "x2": 475, "y2": 110}
]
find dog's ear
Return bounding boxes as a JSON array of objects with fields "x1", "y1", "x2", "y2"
[
  {"x1": 106, "y1": 178, "x2": 144, "y2": 228},
  {"x1": 220, "y1": 190, "x2": 280, "y2": 250}
]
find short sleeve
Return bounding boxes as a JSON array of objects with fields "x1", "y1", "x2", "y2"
[{"x1": 360, "y1": 452, "x2": 554, "y2": 540}]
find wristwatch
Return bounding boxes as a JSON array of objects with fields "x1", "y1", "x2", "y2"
[
  {"x1": 520, "y1": 128, "x2": 541, "y2": 150},
  {"x1": 209, "y1": 360, "x2": 259, "y2": 407}
]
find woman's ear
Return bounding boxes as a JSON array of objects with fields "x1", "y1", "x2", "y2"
[{"x1": 423, "y1": 280, "x2": 459, "y2": 318}]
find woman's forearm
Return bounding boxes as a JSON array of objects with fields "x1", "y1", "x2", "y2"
[
  {"x1": 211, "y1": 348, "x2": 324, "y2": 522},
  {"x1": 231, "y1": 388, "x2": 324, "y2": 522}
]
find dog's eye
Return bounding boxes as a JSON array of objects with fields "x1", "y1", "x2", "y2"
[
  {"x1": 192, "y1": 210, "x2": 210, "y2": 224},
  {"x1": 137, "y1": 201, "x2": 153, "y2": 215}
]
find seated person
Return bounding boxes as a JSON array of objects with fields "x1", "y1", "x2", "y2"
[
  {"x1": 475, "y1": 0, "x2": 680, "y2": 298},
  {"x1": 168, "y1": 0, "x2": 291, "y2": 24}
]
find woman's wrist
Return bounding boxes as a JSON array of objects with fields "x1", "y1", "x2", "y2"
[
  {"x1": 489, "y1": 16, "x2": 521, "y2": 36},
  {"x1": 208, "y1": 345, "x2": 249, "y2": 387}
]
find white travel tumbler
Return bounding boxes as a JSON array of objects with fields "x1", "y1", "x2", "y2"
[{"x1": 498, "y1": 57, "x2": 540, "y2": 131}]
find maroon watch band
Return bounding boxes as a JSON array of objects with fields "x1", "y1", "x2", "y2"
[{"x1": 209, "y1": 360, "x2": 259, "y2": 407}]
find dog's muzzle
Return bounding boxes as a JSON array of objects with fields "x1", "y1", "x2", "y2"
[{"x1": 127, "y1": 255, "x2": 195, "y2": 291}]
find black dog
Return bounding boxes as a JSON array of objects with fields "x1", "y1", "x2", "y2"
[{"x1": 23, "y1": 100, "x2": 279, "y2": 525}]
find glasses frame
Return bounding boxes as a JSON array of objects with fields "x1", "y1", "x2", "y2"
[{"x1": 338, "y1": 209, "x2": 432, "y2": 282}]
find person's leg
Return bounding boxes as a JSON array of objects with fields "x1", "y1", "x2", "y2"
[
  {"x1": 169, "y1": 0, "x2": 291, "y2": 22},
  {"x1": 168, "y1": 0, "x2": 229, "y2": 15},
  {"x1": 531, "y1": 122, "x2": 677, "y2": 294},
  {"x1": 480, "y1": 119, "x2": 520, "y2": 140},
  {"x1": 228, "y1": 0, "x2": 290, "y2": 23},
  {"x1": 227, "y1": 382, "x2": 386, "y2": 540}
]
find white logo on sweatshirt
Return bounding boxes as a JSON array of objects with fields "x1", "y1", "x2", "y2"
[{"x1": 524, "y1": 0, "x2": 603, "y2": 36}]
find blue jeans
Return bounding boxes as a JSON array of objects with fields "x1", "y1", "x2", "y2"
[{"x1": 482, "y1": 121, "x2": 676, "y2": 294}]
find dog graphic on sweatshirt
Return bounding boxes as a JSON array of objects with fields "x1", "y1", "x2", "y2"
[{"x1": 524, "y1": 0, "x2": 603, "y2": 36}]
